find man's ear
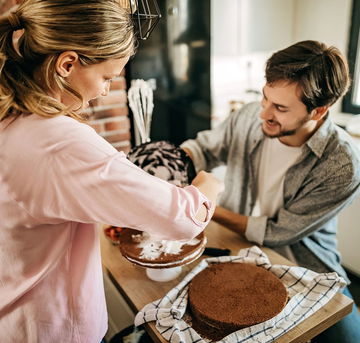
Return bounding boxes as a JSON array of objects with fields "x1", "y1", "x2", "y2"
[
  {"x1": 55, "y1": 51, "x2": 79, "y2": 77},
  {"x1": 311, "y1": 106, "x2": 329, "y2": 121}
]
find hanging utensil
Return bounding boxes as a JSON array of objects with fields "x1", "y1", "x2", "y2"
[{"x1": 128, "y1": 79, "x2": 154, "y2": 145}]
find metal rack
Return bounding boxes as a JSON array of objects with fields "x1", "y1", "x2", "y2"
[{"x1": 129, "y1": 0, "x2": 161, "y2": 40}]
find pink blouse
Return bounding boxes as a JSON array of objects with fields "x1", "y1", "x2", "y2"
[{"x1": 0, "y1": 114, "x2": 211, "y2": 343}]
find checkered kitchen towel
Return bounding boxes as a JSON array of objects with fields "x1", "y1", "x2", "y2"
[{"x1": 134, "y1": 246, "x2": 346, "y2": 343}]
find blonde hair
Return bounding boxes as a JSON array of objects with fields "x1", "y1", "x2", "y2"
[{"x1": 0, "y1": 0, "x2": 135, "y2": 122}]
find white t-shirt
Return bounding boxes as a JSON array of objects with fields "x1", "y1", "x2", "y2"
[
  {"x1": 251, "y1": 137, "x2": 303, "y2": 262},
  {"x1": 252, "y1": 137, "x2": 303, "y2": 218}
]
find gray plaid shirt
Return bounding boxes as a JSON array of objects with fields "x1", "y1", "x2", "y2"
[{"x1": 182, "y1": 102, "x2": 360, "y2": 284}]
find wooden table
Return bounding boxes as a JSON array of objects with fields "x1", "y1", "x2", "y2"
[{"x1": 100, "y1": 222, "x2": 353, "y2": 343}]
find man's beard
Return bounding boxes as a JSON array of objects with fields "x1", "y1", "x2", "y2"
[
  {"x1": 262, "y1": 127, "x2": 297, "y2": 138},
  {"x1": 262, "y1": 117, "x2": 309, "y2": 138}
]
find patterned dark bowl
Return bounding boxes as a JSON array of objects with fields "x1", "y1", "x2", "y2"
[{"x1": 127, "y1": 140, "x2": 196, "y2": 187}]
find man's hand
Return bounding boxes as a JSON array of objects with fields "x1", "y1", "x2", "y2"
[{"x1": 191, "y1": 171, "x2": 224, "y2": 222}]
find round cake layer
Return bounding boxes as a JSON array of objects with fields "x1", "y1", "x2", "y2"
[
  {"x1": 119, "y1": 228, "x2": 206, "y2": 269},
  {"x1": 127, "y1": 140, "x2": 196, "y2": 187},
  {"x1": 188, "y1": 262, "x2": 288, "y2": 340}
]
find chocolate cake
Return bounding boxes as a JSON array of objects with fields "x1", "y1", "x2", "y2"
[
  {"x1": 188, "y1": 262, "x2": 288, "y2": 341},
  {"x1": 125, "y1": 142, "x2": 203, "y2": 270},
  {"x1": 127, "y1": 141, "x2": 196, "y2": 187},
  {"x1": 119, "y1": 228, "x2": 207, "y2": 269}
]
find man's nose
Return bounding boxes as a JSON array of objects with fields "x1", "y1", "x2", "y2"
[{"x1": 260, "y1": 105, "x2": 274, "y2": 121}]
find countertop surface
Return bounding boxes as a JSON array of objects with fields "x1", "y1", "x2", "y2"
[{"x1": 101, "y1": 221, "x2": 353, "y2": 343}]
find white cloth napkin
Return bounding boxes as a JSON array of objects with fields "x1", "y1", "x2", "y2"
[{"x1": 134, "y1": 246, "x2": 346, "y2": 343}]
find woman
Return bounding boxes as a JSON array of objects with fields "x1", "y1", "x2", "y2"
[{"x1": 0, "y1": 1, "x2": 223, "y2": 342}]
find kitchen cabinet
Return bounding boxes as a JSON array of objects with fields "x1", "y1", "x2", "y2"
[{"x1": 103, "y1": 271, "x2": 134, "y2": 340}]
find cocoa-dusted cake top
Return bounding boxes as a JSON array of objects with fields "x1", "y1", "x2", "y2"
[
  {"x1": 119, "y1": 228, "x2": 207, "y2": 269},
  {"x1": 127, "y1": 140, "x2": 196, "y2": 187},
  {"x1": 188, "y1": 262, "x2": 288, "y2": 341}
]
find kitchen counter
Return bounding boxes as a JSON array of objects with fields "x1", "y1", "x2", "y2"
[{"x1": 101, "y1": 221, "x2": 353, "y2": 343}]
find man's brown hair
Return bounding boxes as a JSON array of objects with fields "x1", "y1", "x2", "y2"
[{"x1": 265, "y1": 40, "x2": 350, "y2": 112}]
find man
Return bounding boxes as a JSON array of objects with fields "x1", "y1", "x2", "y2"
[{"x1": 181, "y1": 40, "x2": 360, "y2": 342}]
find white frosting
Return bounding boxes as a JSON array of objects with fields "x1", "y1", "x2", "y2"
[
  {"x1": 131, "y1": 232, "x2": 202, "y2": 260},
  {"x1": 125, "y1": 241, "x2": 206, "y2": 267}
]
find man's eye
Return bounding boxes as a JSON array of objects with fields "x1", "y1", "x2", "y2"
[{"x1": 276, "y1": 106, "x2": 288, "y2": 112}]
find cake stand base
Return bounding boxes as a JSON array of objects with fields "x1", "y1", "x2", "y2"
[{"x1": 146, "y1": 266, "x2": 182, "y2": 282}]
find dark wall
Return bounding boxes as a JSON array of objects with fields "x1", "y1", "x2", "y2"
[{"x1": 127, "y1": 0, "x2": 211, "y2": 145}]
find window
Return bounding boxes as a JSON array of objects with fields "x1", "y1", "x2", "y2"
[{"x1": 343, "y1": 0, "x2": 360, "y2": 114}]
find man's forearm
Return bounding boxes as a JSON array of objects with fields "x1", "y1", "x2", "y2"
[{"x1": 212, "y1": 206, "x2": 248, "y2": 236}]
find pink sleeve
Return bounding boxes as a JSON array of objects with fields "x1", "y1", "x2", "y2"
[{"x1": 21, "y1": 128, "x2": 212, "y2": 241}]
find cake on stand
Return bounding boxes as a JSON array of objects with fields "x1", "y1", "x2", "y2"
[
  {"x1": 123, "y1": 80, "x2": 204, "y2": 281},
  {"x1": 119, "y1": 228, "x2": 207, "y2": 282}
]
